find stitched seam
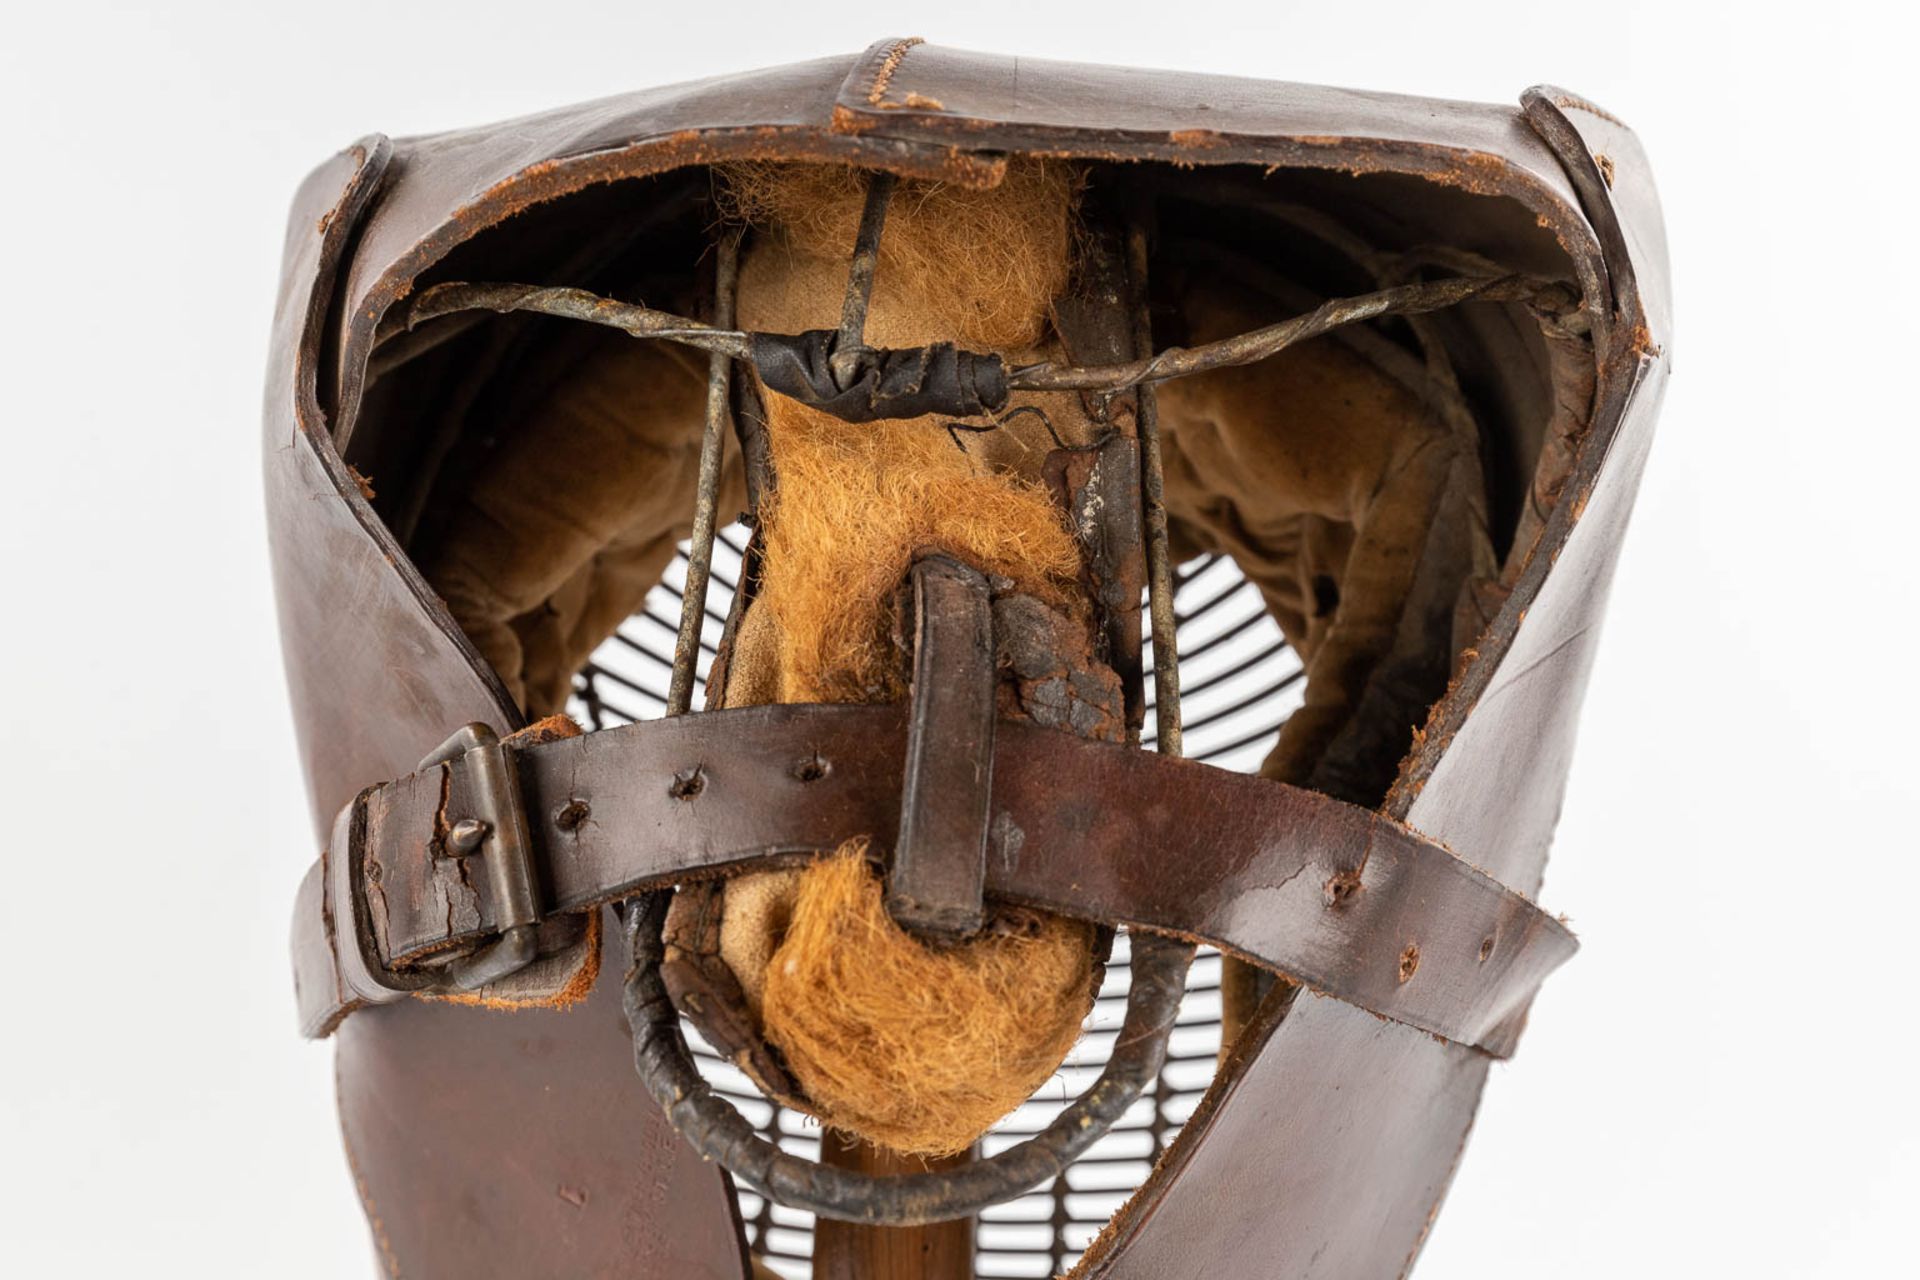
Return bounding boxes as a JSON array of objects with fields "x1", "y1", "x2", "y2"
[
  {"x1": 1551, "y1": 92, "x2": 1628, "y2": 128},
  {"x1": 866, "y1": 36, "x2": 924, "y2": 106}
]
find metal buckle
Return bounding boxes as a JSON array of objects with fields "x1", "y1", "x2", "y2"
[{"x1": 407, "y1": 723, "x2": 544, "y2": 991}]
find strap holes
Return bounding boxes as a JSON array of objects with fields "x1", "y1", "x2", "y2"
[
  {"x1": 1324, "y1": 868, "x2": 1362, "y2": 907},
  {"x1": 669, "y1": 768, "x2": 706, "y2": 801},
  {"x1": 1479, "y1": 934, "x2": 1496, "y2": 963},
  {"x1": 1398, "y1": 943, "x2": 1421, "y2": 983}
]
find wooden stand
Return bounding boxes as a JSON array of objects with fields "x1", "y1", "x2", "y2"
[{"x1": 811, "y1": 1133, "x2": 975, "y2": 1280}]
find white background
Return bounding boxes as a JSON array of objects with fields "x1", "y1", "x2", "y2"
[{"x1": 2, "y1": 2, "x2": 1913, "y2": 1275}]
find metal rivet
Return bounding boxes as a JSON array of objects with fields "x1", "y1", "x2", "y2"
[{"x1": 445, "y1": 817, "x2": 489, "y2": 856}]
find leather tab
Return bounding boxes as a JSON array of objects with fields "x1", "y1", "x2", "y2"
[
  {"x1": 748, "y1": 330, "x2": 1009, "y2": 424},
  {"x1": 888, "y1": 556, "x2": 996, "y2": 939}
]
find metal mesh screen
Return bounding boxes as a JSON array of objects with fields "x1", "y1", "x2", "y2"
[{"x1": 571, "y1": 525, "x2": 1301, "y2": 1277}]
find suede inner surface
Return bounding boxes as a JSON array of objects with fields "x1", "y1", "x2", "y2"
[{"x1": 419, "y1": 330, "x2": 744, "y2": 716}]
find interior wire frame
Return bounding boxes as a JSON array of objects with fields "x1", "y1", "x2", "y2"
[{"x1": 570, "y1": 530, "x2": 1300, "y2": 1276}]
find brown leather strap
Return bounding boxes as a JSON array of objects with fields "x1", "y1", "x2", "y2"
[
  {"x1": 291, "y1": 704, "x2": 1573, "y2": 1054},
  {"x1": 887, "y1": 555, "x2": 998, "y2": 939}
]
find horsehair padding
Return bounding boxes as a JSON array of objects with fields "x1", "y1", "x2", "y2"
[
  {"x1": 711, "y1": 160, "x2": 1103, "y2": 1153},
  {"x1": 719, "y1": 159, "x2": 1078, "y2": 351},
  {"x1": 755, "y1": 843, "x2": 1096, "y2": 1158}
]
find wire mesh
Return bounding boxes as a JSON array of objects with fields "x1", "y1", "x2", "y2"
[{"x1": 571, "y1": 524, "x2": 1301, "y2": 1277}]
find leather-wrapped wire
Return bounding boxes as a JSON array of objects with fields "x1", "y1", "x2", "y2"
[
  {"x1": 749, "y1": 330, "x2": 1010, "y2": 423},
  {"x1": 379, "y1": 281, "x2": 752, "y2": 358},
  {"x1": 665, "y1": 233, "x2": 741, "y2": 716},
  {"x1": 1006, "y1": 272, "x2": 1568, "y2": 392},
  {"x1": 374, "y1": 274, "x2": 1572, "y2": 424},
  {"x1": 620, "y1": 891, "x2": 1195, "y2": 1225}
]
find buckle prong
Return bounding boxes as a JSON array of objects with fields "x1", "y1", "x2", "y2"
[{"x1": 443, "y1": 817, "x2": 489, "y2": 857}]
